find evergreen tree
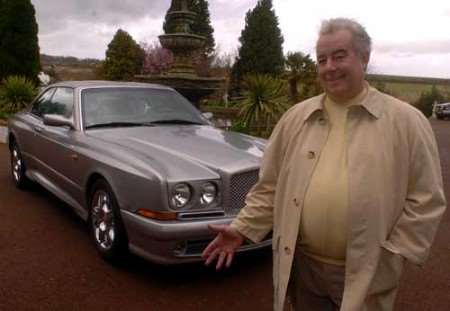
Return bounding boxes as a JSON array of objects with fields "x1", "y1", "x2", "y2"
[
  {"x1": 231, "y1": 0, "x2": 284, "y2": 89},
  {"x1": 0, "y1": 0, "x2": 40, "y2": 81},
  {"x1": 103, "y1": 29, "x2": 144, "y2": 81},
  {"x1": 191, "y1": 0, "x2": 215, "y2": 58}
]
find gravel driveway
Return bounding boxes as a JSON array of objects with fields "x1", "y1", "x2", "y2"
[{"x1": 0, "y1": 119, "x2": 449, "y2": 310}]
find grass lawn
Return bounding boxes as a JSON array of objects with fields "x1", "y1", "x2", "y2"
[
  {"x1": 367, "y1": 74, "x2": 450, "y2": 104},
  {"x1": 383, "y1": 82, "x2": 450, "y2": 104}
]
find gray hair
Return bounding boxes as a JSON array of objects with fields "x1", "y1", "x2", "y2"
[{"x1": 319, "y1": 18, "x2": 372, "y2": 56}]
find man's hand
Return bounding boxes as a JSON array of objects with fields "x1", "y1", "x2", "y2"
[{"x1": 202, "y1": 224, "x2": 244, "y2": 270}]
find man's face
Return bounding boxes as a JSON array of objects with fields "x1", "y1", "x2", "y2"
[{"x1": 316, "y1": 29, "x2": 369, "y2": 103}]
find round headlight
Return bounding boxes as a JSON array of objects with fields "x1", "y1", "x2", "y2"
[
  {"x1": 200, "y1": 182, "x2": 217, "y2": 205},
  {"x1": 171, "y1": 183, "x2": 191, "y2": 209}
]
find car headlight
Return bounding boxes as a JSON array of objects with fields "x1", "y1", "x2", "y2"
[
  {"x1": 200, "y1": 182, "x2": 217, "y2": 205},
  {"x1": 170, "y1": 183, "x2": 191, "y2": 209}
]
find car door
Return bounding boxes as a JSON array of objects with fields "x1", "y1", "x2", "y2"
[
  {"x1": 30, "y1": 87, "x2": 82, "y2": 204},
  {"x1": 21, "y1": 87, "x2": 56, "y2": 172}
]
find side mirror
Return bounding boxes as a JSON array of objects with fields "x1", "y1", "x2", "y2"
[{"x1": 43, "y1": 114, "x2": 74, "y2": 129}]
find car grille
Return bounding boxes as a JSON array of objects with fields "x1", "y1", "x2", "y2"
[{"x1": 226, "y1": 169, "x2": 259, "y2": 213}]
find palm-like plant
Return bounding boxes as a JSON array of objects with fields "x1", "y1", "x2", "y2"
[
  {"x1": 0, "y1": 75, "x2": 37, "y2": 114},
  {"x1": 239, "y1": 74, "x2": 288, "y2": 137},
  {"x1": 285, "y1": 52, "x2": 318, "y2": 103}
]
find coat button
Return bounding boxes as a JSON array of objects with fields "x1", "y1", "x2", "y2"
[
  {"x1": 307, "y1": 151, "x2": 315, "y2": 159},
  {"x1": 284, "y1": 247, "x2": 292, "y2": 255},
  {"x1": 293, "y1": 197, "x2": 299, "y2": 207}
]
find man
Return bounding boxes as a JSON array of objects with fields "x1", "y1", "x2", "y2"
[{"x1": 202, "y1": 18, "x2": 447, "y2": 311}]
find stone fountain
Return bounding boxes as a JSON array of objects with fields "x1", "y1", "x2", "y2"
[{"x1": 135, "y1": 0, "x2": 224, "y2": 107}]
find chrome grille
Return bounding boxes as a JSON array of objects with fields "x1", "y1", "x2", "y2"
[{"x1": 229, "y1": 170, "x2": 259, "y2": 211}]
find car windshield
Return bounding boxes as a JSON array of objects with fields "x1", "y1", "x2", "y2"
[{"x1": 81, "y1": 87, "x2": 208, "y2": 129}]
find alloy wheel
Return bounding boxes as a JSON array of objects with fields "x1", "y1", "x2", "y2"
[
  {"x1": 11, "y1": 146, "x2": 23, "y2": 183},
  {"x1": 91, "y1": 190, "x2": 116, "y2": 251}
]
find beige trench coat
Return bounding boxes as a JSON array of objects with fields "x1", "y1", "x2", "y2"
[{"x1": 231, "y1": 86, "x2": 447, "y2": 311}]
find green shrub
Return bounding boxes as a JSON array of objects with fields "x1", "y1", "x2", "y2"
[
  {"x1": 415, "y1": 85, "x2": 445, "y2": 118},
  {"x1": 238, "y1": 74, "x2": 288, "y2": 137},
  {"x1": 0, "y1": 75, "x2": 37, "y2": 114},
  {"x1": 0, "y1": 109, "x2": 10, "y2": 120},
  {"x1": 230, "y1": 120, "x2": 251, "y2": 135}
]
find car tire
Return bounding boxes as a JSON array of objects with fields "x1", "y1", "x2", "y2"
[
  {"x1": 89, "y1": 179, "x2": 129, "y2": 263},
  {"x1": 10, "y1": 141, "x2": 30, "y2": 189}
]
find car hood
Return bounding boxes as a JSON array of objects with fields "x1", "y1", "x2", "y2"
[{"x1": 87, "y1": 125, "x2": 265, "y2": 178}]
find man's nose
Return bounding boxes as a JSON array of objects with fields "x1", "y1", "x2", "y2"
[{"x1": 324, "y1": 58, "x2": 337, "y2": 70}]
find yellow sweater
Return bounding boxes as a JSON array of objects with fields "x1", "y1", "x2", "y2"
[{"x1": 298, "y1": 87, "x2": 368, "y2": 266}]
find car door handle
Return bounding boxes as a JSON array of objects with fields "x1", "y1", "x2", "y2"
[{"x1": 34, "y1": 126, "x2": 43, "y2": 133}]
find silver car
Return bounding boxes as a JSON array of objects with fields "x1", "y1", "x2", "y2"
[
  {"x1": 435, "y1": 102, "x2": 450, "y2": 120},
  {"x1": 7, "y1": 81, "x2": 271, "y2": 264}
]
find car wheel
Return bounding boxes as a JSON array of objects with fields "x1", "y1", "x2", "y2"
[
  {"x1": 10, "y1": 141, "x2": 30, "y2": 189},
  {"x1": 89, "y1": 179, "x2": 128, "y2": 263}
]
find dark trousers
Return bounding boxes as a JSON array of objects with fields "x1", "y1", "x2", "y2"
[{"x1": 288, "y1": 250, "x2": 345, "y2": 311}]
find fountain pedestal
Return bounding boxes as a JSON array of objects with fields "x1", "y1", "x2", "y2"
[
  {"x1": 135, "y1": 0, "x2": 225, "y2": 107},
  {"x1": 135, "y1": 73, "x2": 224, "y2": 105}
]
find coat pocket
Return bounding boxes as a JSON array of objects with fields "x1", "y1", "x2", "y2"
[
  {"x1": 365, "y1": 246, "x2": 406, "y2": 310},
  {"x1": 371, "y1": 247, "x2": 405, "y2": 292}
]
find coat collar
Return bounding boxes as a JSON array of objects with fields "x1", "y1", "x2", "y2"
[{"x1": 303, "y1": 84, "x2": 383, "y2": 121}]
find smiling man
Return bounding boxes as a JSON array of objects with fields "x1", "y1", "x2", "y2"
[
  {"x1": 203, "y1": 18, "x2": 446, "y2": 311},
  {"x1": 316, "y1": 26, "x2": 368, "y2": 103}
]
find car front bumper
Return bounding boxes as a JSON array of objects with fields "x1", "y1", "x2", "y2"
[
  {"x1": 436, "y1": 111, "x2": 450, "y2": 118},
  {"x1": 121, "y1": 210, "x2": 272, "y2": 264}
]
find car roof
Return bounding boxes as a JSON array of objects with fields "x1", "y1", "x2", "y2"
[{"x1": 48, "y1": 80, "x2": 174, "y2": 90}]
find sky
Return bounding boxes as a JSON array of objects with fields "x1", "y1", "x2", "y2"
[{"x1": 31, "y1": 0, "x2": 450, "y2": 79}]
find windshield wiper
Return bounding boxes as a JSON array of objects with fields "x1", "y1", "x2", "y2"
[
  {"x1": 85, "y1": 122, "x2": 155, "y2": 129},
  {"x1": 148, "y1": 119, "x2": 204, "y2": 125}
]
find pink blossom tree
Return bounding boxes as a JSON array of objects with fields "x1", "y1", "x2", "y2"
[{"x1": 140, "y1": 41, "x2": 174, "y2": 75}]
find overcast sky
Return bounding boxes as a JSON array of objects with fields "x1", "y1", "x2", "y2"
[{"x1": 31, "y1": 0, "x2": 450, "y2": 78}]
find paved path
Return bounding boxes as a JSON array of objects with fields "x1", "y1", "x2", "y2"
[{"x1": 395, "y1": 119, "x2": 450, "y2": 311}]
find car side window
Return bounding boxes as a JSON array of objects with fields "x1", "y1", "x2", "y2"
[
  {"x1": 50, "y1": 88, "x2": 74, "y2": 118},
  {"x1": 31, "y1": 88, "x2": 56, "y2": 118}
]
